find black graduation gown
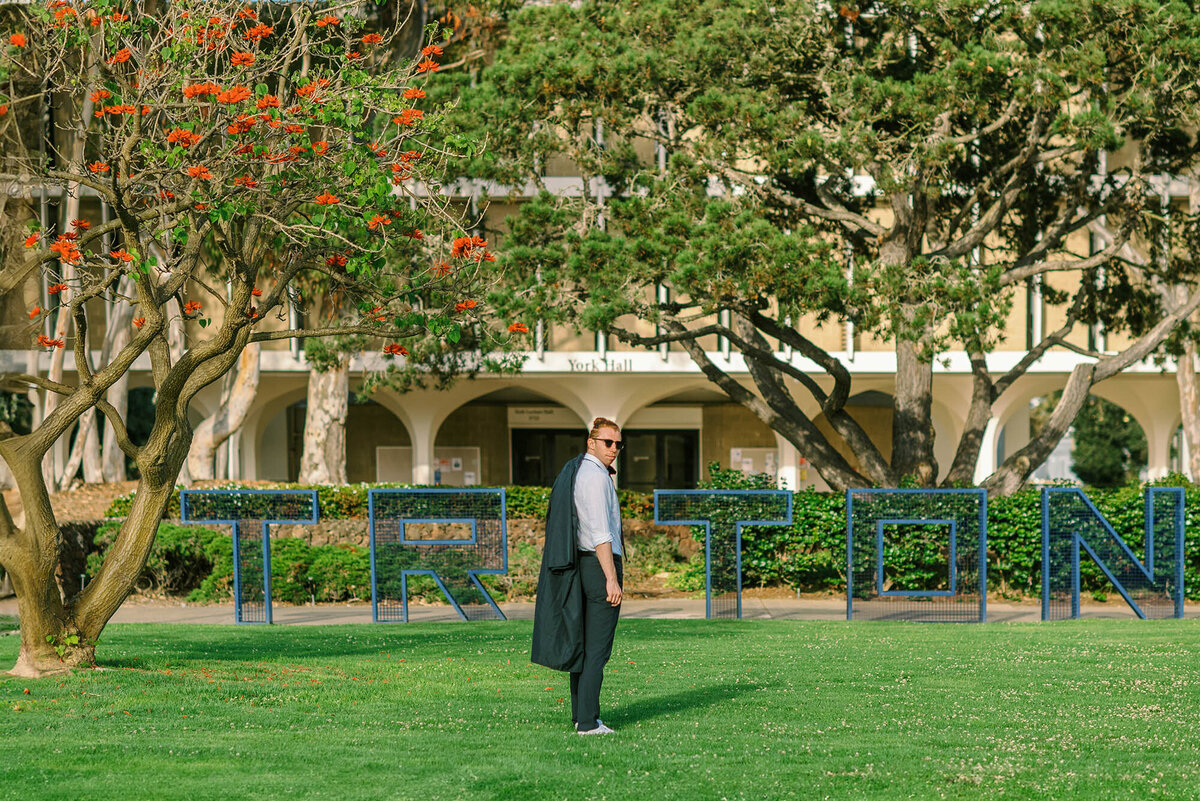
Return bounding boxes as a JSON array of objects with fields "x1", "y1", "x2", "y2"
[{"x1": 530, "y1": 454, "x2": 586, "y2": 672}]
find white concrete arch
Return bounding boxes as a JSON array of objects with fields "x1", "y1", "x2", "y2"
[
  {"x1": 241, "y1": 378, "x2": 422, "y2": 482},
  {"x1": 422, "y1": 382, "x2": 594, "y2": 487},
  {"x1": 980, "y1": 372, "x2": 1181, "y2": 483},
  {"x1": 423, "y1": 378, "x2": 593, "y2": 438},
  {"x1": 360, "y1": 386, "x2": 421, "y2": 445},
  {"x1": 612, "y1": 378, "x2": 725, "y2": 426},
  {"x1": 1087, "y1": 379, "x2": 1179, "y2": 480},
  {"x1": 801, "y1": 387, "x2": 960, "y2": 483},
  {"x1": 241, "y1": 381, "x2": 310, "y2": 481},
  {"x1": 398, "y1": 378, "x2": 592, "y2": 484}
]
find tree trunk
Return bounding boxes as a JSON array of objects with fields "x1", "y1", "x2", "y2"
[
  {"x1": 188, "y1": 343, "x2": 261, "y2": 480},
  {"x1": 163, "y1": 296, "x2": 193, "y2": 487},
  {"x1": 102, "y1": 369, "x2": 130, "y2": 482},
  {"x1": 43, "y1": 83, "x2": 98, "y2": 492},
  {"x1": 892, "y1": 338, "x2": 938, "y2": 485},
  {"x1": 1177, "y1": 339, "x2": 1200, "y2": 479},
  {"x1": 4, "y1": 423, "x2": 191, "y2": 676},
  {"x1": 57, "y1": 410, "x2": 96, "y2": 490},
  {"x1": 298, "y1": 356, "x2": 349, "y2": 484},
  {"x1": 86, "y1": 278, "x2": 135, "y2": 483},
  {"x1": 82, "y1": 417, "x2": 103, "y2": 483},
  {"x1": 9, "y1": 569, "x2": 95, "y2": 678},
  {"x1": 942, "y1": 355, "x2": 995, "y2": 486}
]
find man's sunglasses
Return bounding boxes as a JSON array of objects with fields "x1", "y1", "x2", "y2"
[{"x1": 590, "y1": 437, "x2": 624, "y2": 451}]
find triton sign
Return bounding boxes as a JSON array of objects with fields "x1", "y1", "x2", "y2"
[{"x1": 179, "y1": 486, "x2": 1186, "y2": 625}]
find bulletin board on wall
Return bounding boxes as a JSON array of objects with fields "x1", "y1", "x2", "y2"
[
  {"x1": 376, "y1": 446, "x2": 483, "y2": 486},
  {"x1": 729, "y1": 447, "x2": 779, "y2": 479}
]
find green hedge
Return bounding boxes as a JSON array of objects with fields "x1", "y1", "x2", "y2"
[
  {"x1": 100, "y1": 476, "x2": 1200, "y2": 601},
  {"x1": 104, "y1": 483, "x2": 656, "y2": 522},
  {"x1": 728, "y1": 475, "x2": 1200, "y2": 601},
  {"x1": 89, "y1": 522, "x2": 376, "y2": 604}
]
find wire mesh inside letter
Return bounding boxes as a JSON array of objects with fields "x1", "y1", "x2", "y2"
[
  {"x1": 180, "y1": 490, "x2": 319, "y2": 624},
  {"x1": 654, "y1": 490, "x2": 792, "y2": 619},
  {"x1": 369, "y1": 489, "x2": 508, "y2": 622}
]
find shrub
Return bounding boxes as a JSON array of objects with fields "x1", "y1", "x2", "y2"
[
  {"x1": 624, "y1": 533, "x2": 687, "y2": 577},
  {"x1": 188, "y1": 535, "x2": 234, "y2": 603},
  {"x1": 305, "y1": 545, "x2": 372, "y2": 602},
  {"x1": 269, "y1": 538, "x2": 316, "y2": 604},
  {"x1": 667, "y1": 552, "x2": 707, "y2": 593},
  {"x1": 89, "y1": 521, "x2": 223, "y2": 595},
  {"x1": 479, "y1": 541, "x2": 541, "y2": 601}
]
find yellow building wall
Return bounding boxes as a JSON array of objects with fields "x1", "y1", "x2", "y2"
[
  {"x1": 345, "y1": 402, "x2": 412, "y2": 483},
  {"x1": 435, "y1": 402, "x2": 510, "y2": 486},
  {"x1": 701, "y1": 403, "x2": 778, "y2": 480}
]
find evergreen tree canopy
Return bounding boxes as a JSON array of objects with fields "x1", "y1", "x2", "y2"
[{"x1": 444, "y1": 0, "x2": 1200, "y2": 493}]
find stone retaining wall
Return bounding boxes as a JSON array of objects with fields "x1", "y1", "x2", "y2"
[{"x1": 264, "y1": 518, "x2": 699, "y2": 556}]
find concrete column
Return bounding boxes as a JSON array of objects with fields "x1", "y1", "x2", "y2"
[
  {"x1": 1092, "y1": 381, "x2": 1182, "y2": 482},
  {"x1": 590, "y1": 407, "x2": 621, "y2": 430},
  {"x1": 1181, "y1": 429, "x2": 1190, "y2": 479},
  {"x1": 410, "y1": 416, "x2": 436, "y2": 485},
  {"x1": 227, "y1": 430, "x2": 242, "y2": 480},
  {"x1": 774, "y1": 433, "x2": 798, "y2": 490},
  {"x1": 1144, "y1": 424, "x2": 1173, "y2": 481},
  {"x1": 240, "y1": 413, "x2": 261, "y2": 480},
  {"x1": 972, "y1": 417, "x2": 1001, "y2": 486}
]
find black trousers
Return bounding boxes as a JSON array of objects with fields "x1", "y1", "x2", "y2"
[{"x1": 570, "y1": 553, "x2": 623, "y2": 730}]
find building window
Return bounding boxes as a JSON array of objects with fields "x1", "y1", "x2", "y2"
[
  {"x1": 511, "y1": 428, "x2": 587, "y2": 486},
  {"x1": 618, "y1": 429, "x2": 699, "y2": 492}
]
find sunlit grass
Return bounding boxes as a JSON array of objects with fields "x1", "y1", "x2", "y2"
[{"x1": 3, "y1": 619, "x2": 1200, "y2": 799}]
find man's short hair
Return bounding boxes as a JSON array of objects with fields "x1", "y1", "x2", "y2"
[{"x1": 589, "y1": 417, "x2": 620, "y2": 437}]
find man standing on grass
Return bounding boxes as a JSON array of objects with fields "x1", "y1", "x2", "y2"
[{"x1": 531, "y1": 417, "x2": 625, "y2": 735}]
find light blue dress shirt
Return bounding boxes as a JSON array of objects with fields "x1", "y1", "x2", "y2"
[{"x1": 573, "y1": 453, "x2": 623, "y2": 556}]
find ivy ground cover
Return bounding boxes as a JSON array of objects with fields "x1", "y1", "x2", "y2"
[{"x1": 3, "y1": 620, "x2": 1200, "y2": 799}]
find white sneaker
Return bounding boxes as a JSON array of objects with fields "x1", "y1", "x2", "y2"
[{"x1": 577, "y1": 722, "x2": 615, "y2": 735}]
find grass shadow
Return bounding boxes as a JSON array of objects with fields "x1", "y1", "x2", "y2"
[{"x1": 612, "y1": 681, "x2": 762, "y2": 726}]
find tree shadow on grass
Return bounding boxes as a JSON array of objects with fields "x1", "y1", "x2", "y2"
[{"x1": 611, "y1": 682, "x2": 763, "y2": 727}]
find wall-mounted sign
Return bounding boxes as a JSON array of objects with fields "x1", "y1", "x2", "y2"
[
  {"x1": 507, "y1": 406, "x2": 582, "y2": 427},
  {"x1": 566, "y1": 357, "x2": 634, "y2": 373}
]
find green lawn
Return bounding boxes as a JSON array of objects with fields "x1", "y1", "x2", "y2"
[{"x1": 3, "y1": 619, "x2": 1200, "y2": 800}]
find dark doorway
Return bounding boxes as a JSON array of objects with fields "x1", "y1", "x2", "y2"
[
  {"x1": 618, "y1": 429, "x2": 699, "y2": 492},
  {"x1": 511, "y1": 429, "x2": 587, "y2": 486},
  {"x1": 511, "y1": 427, "x2": 699, "y2": 490},
  {"x1": 286, "y1": 402, "x2": 306, "y2": 482}
]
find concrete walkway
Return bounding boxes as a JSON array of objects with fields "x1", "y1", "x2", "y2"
[{"x1": 5, "y1": 594, "x2": 1179, "y2": 625}]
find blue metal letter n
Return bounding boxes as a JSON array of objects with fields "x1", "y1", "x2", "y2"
[
  {"x1": 653, "y1": 490, "x2": 792, "y2": 619},
  {"x1": 1041, "y1": 487, "x2": 1185, "y2": 621}
]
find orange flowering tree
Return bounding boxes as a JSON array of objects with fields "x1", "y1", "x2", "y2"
[{"x1": 0, "y1": 0, "x2": 510, "y2": 676}]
